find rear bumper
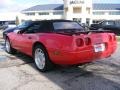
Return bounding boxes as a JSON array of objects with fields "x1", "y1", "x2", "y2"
[{"x1": 50, "y1": 42, "x2": 117, "y2": 65}]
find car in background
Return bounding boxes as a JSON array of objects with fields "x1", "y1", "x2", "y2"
[
  {"x1": 90, "y1": 20, "x2": 120, "y2": 35},
  {"x1": 5, "y1": 20, "x2": 117, "y2": 72},
  {"x1": 0, "y1": 21, "x2": 16, "y2": 30},
  {"x1": 0, "y1": 21, "x2": 8, "y2": 30},
  {"x1": 6, "y1": 21, "x2": 16, "y2": 28},
  {"x1": 3, "y1": 21, "x2": 33, "y2": 39}
]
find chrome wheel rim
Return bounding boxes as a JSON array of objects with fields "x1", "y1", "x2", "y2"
[
  {"x1": 35, "y1": 48, "x2": 45, "y2": 70},
  {"x1": 5, "y1": 40, "x2": 10, "y2": 52}
]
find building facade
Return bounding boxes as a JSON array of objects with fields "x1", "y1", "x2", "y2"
[
  {"x1": 20, "y1": 4, "x2": 64, "y2": 22},
  {"x1": 92, "y1": 4, "x2": 120, "y2": 23},
  {"x1": 63, "y1": 0, "x2": 92, "y2": 24},
  {"x1": 20, "y1": 0, "x2": 93, "y2": 24},
  {"x1": 7, "y1": 0, "x2": 120, "y2": 25}
]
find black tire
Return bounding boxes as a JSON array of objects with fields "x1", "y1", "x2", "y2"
[
  {"x1": 5, "y1": 38, "x2": 16, "y2": 54},
  {"x1": 33, "y1": 44, "x2": 53, "y2": 72}
]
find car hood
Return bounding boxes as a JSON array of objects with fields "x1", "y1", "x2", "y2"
[{"x1": 4, "y1": 27, "x2": 17, "y2": 33}]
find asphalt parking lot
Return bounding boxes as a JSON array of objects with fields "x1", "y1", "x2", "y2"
[{"x1": 0, "y1": 31, "x2": 120, "y2": 90}]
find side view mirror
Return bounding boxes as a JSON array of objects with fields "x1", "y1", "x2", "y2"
[{"x1": 13, "y1": 29, "x2": 21, "y2": 34}]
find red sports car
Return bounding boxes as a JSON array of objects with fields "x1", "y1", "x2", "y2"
[{"x1": 5, "y1": 20, "x2": 117, "y2": 72}]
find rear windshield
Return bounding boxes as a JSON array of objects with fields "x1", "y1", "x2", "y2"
[{"x1": 53, "y1": 21, "x2": 83, "y2": 31}]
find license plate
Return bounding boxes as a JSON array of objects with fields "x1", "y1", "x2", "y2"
[{"x1": 94, "y1": 44, "x2": 105, "y2": 52}]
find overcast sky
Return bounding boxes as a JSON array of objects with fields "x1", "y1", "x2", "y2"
[{"x1": 0, "y1": 0, "x2": 120, "y2": 12}]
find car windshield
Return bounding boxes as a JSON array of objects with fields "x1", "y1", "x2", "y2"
[
  {"x1": 53, "y1": 21, "x2": 84, "y2": 31},
  {"x1": 18, "y1": 21, "x2": 32, "y2": 29}
]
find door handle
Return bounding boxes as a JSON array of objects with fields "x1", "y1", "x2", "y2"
[{"x1": 28, "y1": 37, "x2": 32, "y2": 39}]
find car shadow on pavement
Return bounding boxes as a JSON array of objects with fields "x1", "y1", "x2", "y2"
[
  {"x1": 0, "y1": 42, "x2": 120, "y2": 90},
  {"x1": 10, "y1": 52, "x2": 120, "y2": 90}
]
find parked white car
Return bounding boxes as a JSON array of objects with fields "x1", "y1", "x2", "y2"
[{"x1": 6, "y1": 22, "x2": 16, "y2": 28}]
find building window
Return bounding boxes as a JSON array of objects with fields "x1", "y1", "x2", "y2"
[
  {"x1": 93, "y1": 12, "x2": 105, "y2": 15},
  {"x1": 25, "y1": 13, "x2": 35, "y2": 16},
  {"x1": 86, "y1": 7, "x2": 90, "y2": 14},
  {"x1": 73, "y1": 7, "x2": 82, "y2": 13},
  {"x1": 64, "y1": 8, "x2": 68, "y2": 12},
  {"x1": 109, "y1": 11, "x2": 120, "y2": 15},
  {"x1": 39, "y1": 12, "x2": 49, "y2": 15},
  {"x1": 53, "y1": 11, "x2": 63, "y2": 15}
]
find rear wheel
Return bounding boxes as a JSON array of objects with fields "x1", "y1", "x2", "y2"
[
  {"x1": 5, "y1": 38, "x2": 16, "y2": 54},
  {"x1": 33, "y1": 44, "x2": 53, "y2": 72}
]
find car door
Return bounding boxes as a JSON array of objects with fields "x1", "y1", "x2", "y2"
[{"x1": 13, "y1": 22, "x2": 43, "y2": 56}]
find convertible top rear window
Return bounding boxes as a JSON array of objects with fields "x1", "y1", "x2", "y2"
[{"x1": 53, "y1": 22, "x2": 83, "y2": 30}]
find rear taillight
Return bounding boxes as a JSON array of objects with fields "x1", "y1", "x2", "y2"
[
  {"x1": 109, "y1": 35, "x2": 116, "y2": 41},
  {"x1": 85, "y1": 37, "x2": 91, "y2": 45},
  {"x1": 76, "y1": 38, "x2": 84, "y2": 47}
]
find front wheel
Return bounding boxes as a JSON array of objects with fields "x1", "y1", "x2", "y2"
[
  {"x1": 33, "y1": 45, "x2": 53, "y2": 72},
  {"x1": 5, "y1": 38, "x2": 16, "y2": 54}
]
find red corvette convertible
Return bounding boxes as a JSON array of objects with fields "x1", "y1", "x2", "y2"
[{"x1": 5, "y1": 20, "x2": 117, "y2": 72}]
